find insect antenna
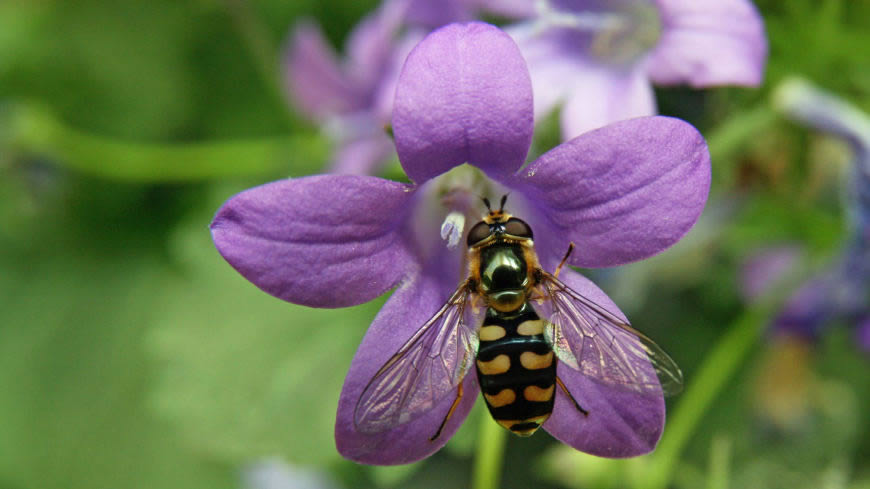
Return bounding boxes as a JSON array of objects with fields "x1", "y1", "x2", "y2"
[
  {"x1": 499, "y1": 194, "x2": 508, "y2": 212},
  {"x1": 481, "y1": 196, "x2": 492, "y2": 212}
]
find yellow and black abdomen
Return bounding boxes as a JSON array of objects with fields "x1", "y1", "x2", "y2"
[{"x1": 475, "y1": 303, "x2": 555, "y2": 436}]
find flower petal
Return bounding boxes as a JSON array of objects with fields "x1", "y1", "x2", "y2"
[
  {"x1": 857, "y1": 318, "x2": 870, "y2": 353},
  {"x1": 404, "y1": 0, "x2": 474, "y2": 28},
  {"x1": 393, "y1": 22, "x2": 534, "y2": 183},
  {"x1": 542, "y1": 269, "x2": 665, "y2": 457},
  {"x1": 478, "y1": 0, "x2": 537, "y2": 18},
  {"x1": 647, "y1": 0, "x2": 767, "y2": 87},
  {"x1": 509, "y1": 18, "x2": 656, "y2": 138},
  {"x1": 244, "y1": 459, "x2": 340, "y2": 489},
  {"x1": 507, "y1": 22, "x2": 580, "y2": 122},
  {"x1": 210, "y1": 175, "x2": 417, "y2": 308},
  {"x1": 740, "y1": 245, "x2": 802, "y2": 303},
  {"x1": 560, "y1": 64, "x2": 656, "y2": 139},
  {"x1": 335, "y1": 276, "x2": 479, "y2": 465},
  {"x1": 284, "y1": 21, "x2": 364, "y2": 119},
  {"x1": 345, "y1": 0, "x2": 409, "y2": 90},
  {"x1": 371, "y1": 32, "x2": 425, "y2": 124},
  {"x1": 774, "y1": 77, "x2": 870, "y2": 155},
  {"x1": 515, "y1": 116, "x2": 711, "y2": 268},
  {"x1": 329, "y1": 133, "x2": 396, "y2": 175},
  {"x1": 771, "y1": 277, "x2": 832, "y2": 342}
]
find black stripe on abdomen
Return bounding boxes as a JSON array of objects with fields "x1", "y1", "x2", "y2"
[{"x1": 476, "y1": 303, "x2": 556, "y2": 436}]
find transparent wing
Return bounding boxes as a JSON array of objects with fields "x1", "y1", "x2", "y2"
[
  {"x1": 354, "y1": 282, "x2": 482, "y2": 433},
  {"x1": 536, "y1": 272, "x2": 683, "y2": 397}
]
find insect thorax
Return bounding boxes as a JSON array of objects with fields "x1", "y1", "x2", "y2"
[{"x1": 478, "y1": 243, "x2": 531, "y2": 312}]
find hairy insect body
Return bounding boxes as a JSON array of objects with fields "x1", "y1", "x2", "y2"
[
  {"x1": 477, "y1": 244, "x2": 530, "y2": 312},
  {"x1": 476, "y1": 304, "x2": 555, "y2": 436},
  {"x1": 471, "y1": 238, "x2": 556, "y2": 436},
  {"x1": 471, "y1": 215, "x2": 555, "y2": 436}
]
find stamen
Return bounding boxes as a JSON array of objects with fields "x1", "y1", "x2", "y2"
[
  {"x1": 440, "y1": 211, "x2": 466, "y2": 249},
  {"x1": 433, "y1": 165, "x2": 495, "y2": 250}
]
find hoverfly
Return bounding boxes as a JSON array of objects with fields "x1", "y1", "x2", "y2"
[{"x1": 354, "y1": 195, "x2": 683, "y2": 440}]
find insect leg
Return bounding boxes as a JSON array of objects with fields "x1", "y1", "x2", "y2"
[
  {"x1": 556, "y1": 376, "x2": 589, "y2": 417},
  {"x1": 554, "y1": 243, "x2": 576, "y2": 279},
  {"x1": 430, "y1": 383, "x2": 464, "y2": 441}
]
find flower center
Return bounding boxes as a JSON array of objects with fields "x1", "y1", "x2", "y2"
[
  {"x1": 535, "y1": 0, "x2": 662, "y2": 67},
  {"x1": 432, "y1": 165, "x2": 499, "y2": 250}
]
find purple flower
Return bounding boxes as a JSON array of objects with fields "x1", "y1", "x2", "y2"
[
  {"x1": 740, "y1": 245, "x2": 803, "y2": 304},
  {"x1": 761, "y1": 79, "x2": 870, "y2": 353},
  {"x1": 213, "y1": 23, "x2": 711, "y2": 464},
  {"x1": 284, "y1": 0, "x2": 417, "y2": 174},
  {"x1": 767, "y1": 244, "x2": 870, "y2": 351},
  {"x1": 401, "y1": 0, "x2": 536, "y2": 27},
  {"x1": 858, "y1": 318, "x2": 870, "y2": 352},
  {"x1": 284, "y1": 0, "x2": 532, "y2": 176},
  {"x1": 505, "y1": 0, "x2": 768, "y2": 139},
  {"x1": 243, "y1": 459, "x2": 340, "y2": 489}
]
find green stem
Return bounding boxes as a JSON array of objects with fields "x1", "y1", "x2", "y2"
[
  {"x1": 706, "y1": 434, "x2": 732, "y2": 489},
  {"x1": 472, "y1": 417, "x2": 508, "y2": 489},
  {"x1": 8, "y1": 103, "x2": 328, "y2": 182},
  {"x1": 635, "y1": 300, "x2": 777, "y2": 489}
]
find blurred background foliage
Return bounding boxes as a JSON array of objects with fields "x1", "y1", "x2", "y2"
[{"x1": 0, "y1": 0, "x2": 869, "y2": 488}]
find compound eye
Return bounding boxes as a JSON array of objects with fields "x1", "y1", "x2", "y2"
[
  {"x1": 466, "y1": 221, "x2": 492, "y2": 247},
  {"x1": 504, "y1": 218, "x2": 533, "y2": 239}
]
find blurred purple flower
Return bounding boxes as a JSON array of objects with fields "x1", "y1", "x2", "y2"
[
  {"x1": 760, "y1": 79, "x2": 870, "y2": 353},
  {"x1": 243, "y1": 459, "x2": 341, "y2": 489},
  {"x1": 506, "y1": 0, "x2": 768, "y2": 139},
  {"x1": 767, "y1": 241, "x2": 870, "y2": 352},
  {"x1": 740, "y1": 245, "x2": 802, "y2": 304},
  {"x1": 858, "y1": 318, "x2": 870, "y2": 352},
  {"x1": 284, "y1": 0, "x2": 532, "y2": 176},
  {"x1": 401, "y1": 0, "x2": 535, "y2": 27},
  {"x1": 213, "y1": 23, "x2": 710, "y2": 464},
  {"x1": 284, "y1": 0, "x2": 417, "y2": 174}
]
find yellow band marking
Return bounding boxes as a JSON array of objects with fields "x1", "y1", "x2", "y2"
[
  {"x1": 520, "y1": 351, "x2": 553, "y2": 370},
  {"x1": 484, "y1": 388, "x2": 516, "y2": 407},
  {"x1": 523, "y1": 384, "x2": 555, "y2": 402},
  {"x1": 517, "y1": 319, "x2": 545, "y2": 336},
  {"x1": 479, "y1": 325, "x2": 506, "y2": 341},
  {"x1": 477, "y1": 354, "x2": 510, "y2": 375},
  {"x1": 496, "y1": 415, "x2": 550, "y2": 436},
  {"x1": 526, "y1": 415, "x2": 550, "y2": 425}
]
